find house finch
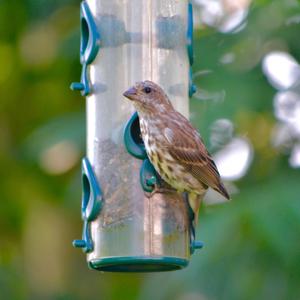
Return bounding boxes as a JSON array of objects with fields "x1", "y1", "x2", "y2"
[{"x1": 123, "y1": 81, "x2": 229, "y2": 224}]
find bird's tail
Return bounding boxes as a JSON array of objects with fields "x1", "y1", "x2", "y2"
[{"x1": 216, "y1": 182, "x2": 230, "y2": 200}]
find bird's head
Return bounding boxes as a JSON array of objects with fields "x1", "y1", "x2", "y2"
[{"x1": 123, "y1": 80, "x2": 172, "y2": 115}]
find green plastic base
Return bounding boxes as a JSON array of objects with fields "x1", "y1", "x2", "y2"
[{"x1": 88, "y1": 256, "x2": 189, "y2": 272}]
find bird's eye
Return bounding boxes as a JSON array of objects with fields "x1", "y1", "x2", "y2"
[{"x1": 143, "y1": 86, "x2": 152, "y2": 94}]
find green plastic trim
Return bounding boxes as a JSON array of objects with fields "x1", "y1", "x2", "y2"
[
  {"x1": 191, "y1": 241, "x2": 204, "y2": 252},
  {"x1": 73, "y1": 158, "x2": 103, "y2": 253},
  {"x1": 72, "y1": 239, "x2": 86, "y2": 248},
  {"x1": 73, "y1": 221, "x2": 93, "y2": 253},
  {"x1": 189, "y1": 67, "x2": 197, "y2": 98},
  {"x1": 124, "y1": 112, "x2": 160, "y2": 193},
  {"x1": 70, "y1": 1, "x2": 101, "y2": 96},
  {"x1": 81, "y1": 157, "x2": 103, "y2": 221},
  {"x1": 88, "y1": 256, "x2": 189, "y2": 272},
  {"x1": 123, "y1": 112, "x2": 147, "y2": 159},
  {"x1": 187, "y1": 1, "x2": 194, "y2": 66},
  {"x1": 140, "y1": 158, "x2": 158, "y2": 193},
  {"x1": 182, "y1": 193, "x2": 203, "y2": 255},
  {"x1": 80, "y1": 1, "x2": 100, "y2": 65},
  {"x1": 70, "y1": 82, "x2": 85, "y2": 91},
  {"x1": 187, "y1": 2, "x2": 196, "y2": 98}
]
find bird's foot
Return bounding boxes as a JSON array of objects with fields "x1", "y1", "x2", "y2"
[{"x1": 149, "y1": 185, "x2": 177, "y2": 197}]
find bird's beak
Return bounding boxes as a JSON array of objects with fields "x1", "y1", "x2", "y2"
[{"x1": 123, "y1": 86, "x2": 138, "y2": 101}]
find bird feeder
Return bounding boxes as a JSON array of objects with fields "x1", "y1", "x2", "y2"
[{"x1": 71, "y1": 0, "x2": 202, "y2": 272}]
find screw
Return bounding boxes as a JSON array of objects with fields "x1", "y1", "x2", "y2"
[
  {"x1": 193, "y1": 240, "x2": 204, "y2": 250},
  {"x1": 70, "y1": 82, "x2": 85, "y2": 91},
  {"x1": 72, "y1": 239, "x2": 86, "y2": 248}
]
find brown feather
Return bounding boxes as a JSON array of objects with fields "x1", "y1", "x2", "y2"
[{"x1": 161, "y1": 110, "x2": 230, "y2": 199}]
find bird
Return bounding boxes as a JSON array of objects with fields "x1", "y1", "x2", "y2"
[{"x1": 123, "y1": 80, "x2": 230, "y2": 224}]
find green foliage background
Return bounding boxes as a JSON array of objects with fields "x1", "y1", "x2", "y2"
[{"x1": 0, "y1": 0, "x2": 300, "y2": 299}]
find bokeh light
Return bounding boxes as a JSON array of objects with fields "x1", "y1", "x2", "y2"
[
  {"x1": 193, "y1": 0, "x2": 251, "y2": 33},
  {"x1": 213, "y1": 137, "x2": 253, "y2": 180},
  {"x1": 262, "y1": 51, "x2": 300, "y2": 90},
  {"x1": 289, "y1": 143, "x2": 300, "y2": 168},
  {"x1": 210, "y1": 118, "x2": 234, "y2": 150},
  {"x1": 39, "y1": 140, "x2": 80, "y2": 175}
]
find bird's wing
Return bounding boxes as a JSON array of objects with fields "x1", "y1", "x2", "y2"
[{"x1": 162, "y1": 112, "x2": 229, "y2": 199}]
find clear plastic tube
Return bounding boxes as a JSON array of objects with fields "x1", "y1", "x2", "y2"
[{"x1": 85, "y1": 0, "x2": 190, "y2": 271}]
